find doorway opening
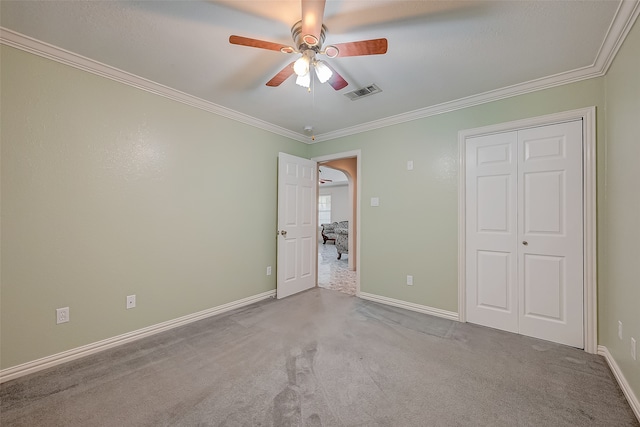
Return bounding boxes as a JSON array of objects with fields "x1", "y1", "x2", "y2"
[
  {"x1": 312, "y1": 151, "x2": 361, "y2": 296},
  {"x1": 317, "y1": 166, "x2": 355, "y2": 295}
]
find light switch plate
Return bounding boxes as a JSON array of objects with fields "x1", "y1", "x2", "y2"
[
  {"x1": 371, "y1": 197, "x2": 380, "y2": 207},
  {"x1": 407, "y1": 160, "x2": 414, "y2": 170}
]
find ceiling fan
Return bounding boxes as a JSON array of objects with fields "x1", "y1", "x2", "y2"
[
  {"x1": 229, "y1": 0, "x2": 388, "y2": 91},
  {"x1": 319, "y1": 170, "x2": 332, "y2": 184}
]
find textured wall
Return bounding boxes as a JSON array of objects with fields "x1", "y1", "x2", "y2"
[
  {"x1": 0, "y1": 46, "x2": 307, "y2": 368},
  {"x1": 603, "y1": 18, "x2": 640, "y2": 402},
  {"x1": 309, "y1": 78, "x2": 606, "y2": 313}
]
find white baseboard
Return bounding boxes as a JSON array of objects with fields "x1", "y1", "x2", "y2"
[
  {"x1": 359, "y1": 292, "x2": 459, "y2": 321},
  {"x1": 0, "y1": 290, "x2": 276, "y2": 384},
  {"x1": 598, "y1": 345, "x2": 640, "y2": 421}
]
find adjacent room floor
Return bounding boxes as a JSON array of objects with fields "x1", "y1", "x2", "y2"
[
  {"x1": 317, "y1": 241, "x2": 356, "y2": 296},
  {"x1": 1, "y1": 288, "x2": 637, "y2": 426}
]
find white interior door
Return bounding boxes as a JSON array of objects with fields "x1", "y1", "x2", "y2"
[
  {"x1": 277, "y1": 153, "x2": 317, "y2": 299},
  {"x1": 517, "y1": 122, "x2": 583, "y2": 347},
  {"x1": 465, "y1": 120, "x2": 584, "y2": 348},
  {"x1": 466, "y1": 131, "x2": 519, "y2": 333}
]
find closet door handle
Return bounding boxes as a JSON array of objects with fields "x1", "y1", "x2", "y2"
[{"x1": 522, "y1": 241, "x2": 528, "y2": 246}]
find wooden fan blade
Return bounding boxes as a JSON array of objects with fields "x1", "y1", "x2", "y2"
[
  {"x1": 301, "y1": 0, "x2": 326, "y2": 43},
  {"x1": 266, "y1": 62, "x2": 295, "y2": 87},
  {"x1": 229, "y1": 35, "x2": 293, "y2": 53},
  {"x1": 322, "y1": 62, "x2": 348, "y2": 91},
  {"x1": 330, "y1": 38, "x2": 388, "y2": 57}
]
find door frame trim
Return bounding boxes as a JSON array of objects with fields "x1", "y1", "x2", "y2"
[
  {"x1": 457, "y1": 107, "x2": 597, "y2": 353},
  {"x1": 312, "y1": 150, "x2": 361, "y2": 295}
]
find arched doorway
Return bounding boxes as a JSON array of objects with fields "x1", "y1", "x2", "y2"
[{"x1": 313, "y1": 151, "x2": 361, "y2": 295}]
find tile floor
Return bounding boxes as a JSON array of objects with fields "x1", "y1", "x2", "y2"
[{"x1": 317, "y1": 241, "x2": 357, "y2": 295}]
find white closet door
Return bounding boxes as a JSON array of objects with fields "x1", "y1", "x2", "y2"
[
  {"x1": 465, "y1": 120, "x2": 584, "y2": 348},
  {"x1": 517, "y1": 121, "x2": 583, "y2": 348},
  {"x1": 466, "y1": 131, "x2": 519, "y2": 333}
]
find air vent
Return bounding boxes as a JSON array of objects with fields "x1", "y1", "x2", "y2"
[{"x1": 344, "y1": 84, "x2": 382, "y2": 101}]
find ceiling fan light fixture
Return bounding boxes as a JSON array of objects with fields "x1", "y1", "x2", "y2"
[
  {"x1": 314, "y1": 61, "x2": 333, "y2": 83},
  {"x1": 296, "y1": 72, "x2": 311, "y2": 88},
  {"x1": 293, "y1": 55, "x2": 310, "y2": 76},
  {"x1": 280, "y1": 46, "x2": 296, "y2": 54}
]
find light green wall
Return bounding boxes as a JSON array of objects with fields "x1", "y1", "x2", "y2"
[
  {"x1": 0, "y1": 46, "x2": 307, "y2": 368},
  {"x1": 310, "y1": 79, "x2": 606, "y2": 313},
  {"x1": 602, "y1": 18, "x2": 640, "y2": 398}
]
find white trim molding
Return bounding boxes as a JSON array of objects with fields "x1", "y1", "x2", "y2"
[
  {"x1": 598, "y1": 345, "x2": 640, "y2": 422},
  {"x1": 458, "y1": 107, "x2": 598, "y2": 354},
  {"x1": 0, "y1": 290, "x2": 275, "y2": 384},
  {"x1": 593, "y1": 0, "x2": 640, "y2": 75},
  {"x1": 359, "y1": 292, "x2": 459, "y2": 322},
  {"x1": 312, "y1": 1, "x2": 639, "y2": 143},
  {"x1": 0, "y1": 28, "x2": 307, "y2": 144},
  {"x1": 2, "y1": 1, "x2": 638, "y2": 144}
]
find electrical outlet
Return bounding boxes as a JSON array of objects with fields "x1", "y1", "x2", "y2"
[
  {"x1": 406, "y1": 275, "x2": 413, "y2": 286},
  {"x1": 618, "y1": 321, "x2": 623, "y2": 340},
  {"x1": 632, "y1": 338, "x2": 637, "y2": 361},
  {"x1": 56, "y1": 307, "x2": 69, "y2": 324},
  {"x1": 266, "y1": 266, "x2": 272, "y2": 276},
  {"x1": 126, "y1": 295, "x2": 136, "y2": 309}
]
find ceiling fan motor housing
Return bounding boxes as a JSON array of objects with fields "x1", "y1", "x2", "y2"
[{"x1": 291, "y1": 20, "x2": 326, "y2": 51}]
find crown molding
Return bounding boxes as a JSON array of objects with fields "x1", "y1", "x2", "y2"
[
  {"x1": 593, "y1": 0, "x2": 640, "y2": 73},
  {"x1": 0, "y1": 28, "x2": 308, "y2": 144},
  {"x1": 1, "y1": 0, "x2": 638, "y2": 145},
  {"x1": 312, "y1": 64, "x2": 602, "y2": 143},
  {"x1": 312, "y1": 0, "x2": 639, "y2": 143}
]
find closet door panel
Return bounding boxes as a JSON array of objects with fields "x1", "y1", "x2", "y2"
[
  {"x1": 466, "y1": 132, "x2": 518, "y2": 332},
  {"x1": 523, "y1": 254, "x2": 564, "y2": 320},
  {"x1": 517, "y1": 121, "x2": 584, "y2": 348},
  {"x1": 466, "y1": 120, "x2": 584, "y2": 348}
]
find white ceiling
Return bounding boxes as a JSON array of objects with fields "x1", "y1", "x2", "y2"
[
  {"x1": 319, "y1": 166, "x2": 348, "y2": 186},
  {"x1": 1, "y1": 1, "x2": 638, "y2": 143}
]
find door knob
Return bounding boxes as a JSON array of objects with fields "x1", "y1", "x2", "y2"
[
  {"x1": 522, "y1": 241, "x2": 528, "y2": 246},
  {"x1": 281, "y1": 230, "x2": 287, "y2": 237}
]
